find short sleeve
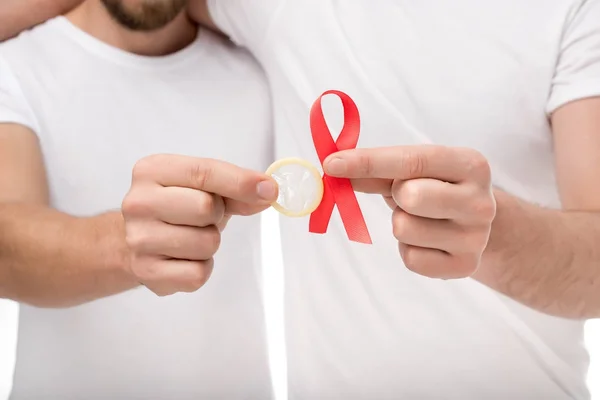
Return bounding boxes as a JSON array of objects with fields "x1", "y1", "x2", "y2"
[
  {"x1": 547, "y1": 0, "x2": 600, "y2": 114},
  {"x1": 207, "y1": 0, "x2": 283, "y2": 51},
  {"x1": 0, "y1": 54, "x2": 39, "y2": 133}
]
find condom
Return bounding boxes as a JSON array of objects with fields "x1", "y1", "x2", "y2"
[{"x1": 265, "y1": 157, "x2": 324, "y2": 217}]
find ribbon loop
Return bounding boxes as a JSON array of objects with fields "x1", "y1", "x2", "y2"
[{"x1": 308, "y1": 90, "x2": 372, "y2": 244}]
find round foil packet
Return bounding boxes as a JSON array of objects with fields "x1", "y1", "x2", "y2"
[{"x1": 265, "y1": 157, "x2": 324, "y2": 217}]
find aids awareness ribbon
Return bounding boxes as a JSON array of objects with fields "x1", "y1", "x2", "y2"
[{"x1": 308, "y1": 90, "x2": 372, "y2": 244}]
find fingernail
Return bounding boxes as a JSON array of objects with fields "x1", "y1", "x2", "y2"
[
  {"x1": 257, "y1": 180, "x2": 278, "y2": 201},
  {"x1": 325, "y1": 157, "x2": 347, "y2": 175}
]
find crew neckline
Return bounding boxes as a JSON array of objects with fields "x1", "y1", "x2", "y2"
[{"x1": 50, "y1": 16, "x2": 208, "y2": 70}]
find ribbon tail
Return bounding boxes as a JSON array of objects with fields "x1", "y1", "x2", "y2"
[
  {"x1": 309, "y1": 177, "x2": 335, "y2": 234},
  {"x1": 329, "y1": 177, "x2": 372, "y2": 244}
]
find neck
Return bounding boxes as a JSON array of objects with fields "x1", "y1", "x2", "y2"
[{"x1": 66, "y1": 0, "x2": 197, "y2": 56}]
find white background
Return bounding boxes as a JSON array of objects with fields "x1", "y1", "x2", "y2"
[{"x1": 0, "y1": 210, "x2": 598, "y2": 399}]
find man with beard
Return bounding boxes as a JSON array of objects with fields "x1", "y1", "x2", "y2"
[{"x1": 0, "y1": 0, "x2": 278, "y2": 399}]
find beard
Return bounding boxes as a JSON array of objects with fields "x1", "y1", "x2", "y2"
[{"x1": 101, "y1": 0, "x2": 188, "y2": 31}]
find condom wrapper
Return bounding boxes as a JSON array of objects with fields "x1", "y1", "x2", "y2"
[{"x1": 267, "y1": 90, "x2": 372, "y2": 244}]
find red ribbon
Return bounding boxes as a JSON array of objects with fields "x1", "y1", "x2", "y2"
[{"x1": 309, "y1": 90, "x2": 372, "y2": 244}]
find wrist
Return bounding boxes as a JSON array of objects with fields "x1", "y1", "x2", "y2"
[
  {"x1": 476, "y1": 190, "x2": 534, "y2": 282},
  {"x1": 84, "y1": 212, "x2": 137, "y2": 287},
  {"x1": 476, "y1": 189, "x2": 559, "y2": 283}
]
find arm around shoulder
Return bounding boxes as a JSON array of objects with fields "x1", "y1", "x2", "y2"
[{"x1": 0, "y1": 0, "x2": 83, "y2": 41}]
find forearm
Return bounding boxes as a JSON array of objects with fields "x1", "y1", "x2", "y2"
[
  {"x1": 474, "y1": 189, "x2": 600, "y2": 319},
  {"x1": 0, "y1": 203, "x2": 138, "y2": 308},
  {"x1": 0, "y1": 0, "x2": 81, "y2": 41}
]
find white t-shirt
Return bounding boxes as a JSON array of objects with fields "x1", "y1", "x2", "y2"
[
  {"x1": 208, "y1": 1, "x2": 600, "y2": 399},
  {"x1": 0, "y1": 17, "x2": 274, "y2": 399}
]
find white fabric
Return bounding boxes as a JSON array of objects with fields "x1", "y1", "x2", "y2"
[
  {"x1": 208, "y1": 0, "x2": 600, "y2": 399},
  {"x1": 0, "y1": 17, "x2": 274, "y2": 399}
]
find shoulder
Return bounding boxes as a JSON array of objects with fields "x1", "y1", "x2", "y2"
[
  {"x1": 0, "y1": 17, "x2": 64, "y2": 69},
  {"x1": 197, "y1": 28, "x2": 268, "y2": 82},
  {"x1": 205, "y1": 0, "x2": 286, "y2": 51},
  {"x1": 0, "y1": 51, "x2": 41, "y2": 136},
  {"x1": 191, "y1": 29, "x2": 272, "y2": 139},
  {"x1": 0, "y1": 19, "x2": 63, "y2": 136}
]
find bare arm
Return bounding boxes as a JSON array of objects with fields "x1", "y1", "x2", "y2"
[
  {"x1": 0, "y1": 0, "x2": 82, "y2": 41},
  {"x1": 0, "y1": 124, "x2": 137, "y2": 308},
  {"x1": 475, "y1": 98, "x2": 600, "y2": 319},
  {"x1": 325, "y1": 96, "x2": 600, "y2": 320}
]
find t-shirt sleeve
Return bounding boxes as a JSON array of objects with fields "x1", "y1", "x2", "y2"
[
  {"x1": 206, "y1": 0, "x2": 282, "y2": 51},
  {"x1": 546, "y1": 0, "x2": 600, "y2": 114},
  {"x1": 0, "y1": 55, "x2": 39, "y2": 133}
]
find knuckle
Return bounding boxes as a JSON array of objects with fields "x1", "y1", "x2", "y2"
[
  {"x1": 463, "y1": 229, "x2": 491, "y2": 253},
  {"x1": 184, "y1": 261, "x2": 214, "y2": 292},
  {"x1": 208, "y1": 196, "x2": 226, "y2": 223},
  {"x1": 403, "y1": 150, "x2": 427, "y2": 177},
  {"x1": 405, "y1": 256, "x2": 442, "y2": 279},
  {"x1": 471, "y1": 195, "x2": 496, "y2": 222},
  {"x1": 197, "y1": 193, "x2": 215, "y2": 215},
  {"x1": 204, "y1": 257, "x2": 215, "y2": 271},
  {"x1": 358, "y1": 152, "x2": 374, "y2": 176},
  {"x1": 231, "y1": 173, "x2": 245, "y2": 198},
  {"x1": 400, "y1": 245, "x2": 457, "y2": 279},
  {"x1": 125, "y1": 229, "x2": 149, "y2": 252},
  {"x1": 217, "y1": 214, "x2": 232, "y2": 231},
  {"x1": 395, "y1": 180, "x2": 421, "y2": 211},
  {"x1": 391, "y1": 210, "x2": 410, "y2": 241},
  {"x1": 122, "y1": 193, "x2": 152, "y2": 218},
  {"x1": 451, "y1": 254, "x2": 480, "y2": 278},
  {"x1": 400, "y1": 245, "x2": 423, "y2": 274},
  {"x1": 189, "y1": 162, "x2": 211, "y2": 190},
  {"x1": 214, "y1": 196, "x2": 226, "y2": 217},
  {"x1": 465, "y1": 149, "x2": 492, "y2": 183},
  {"x1": 203, "y1": 226, "x2": 222, "y2": 255},
  {"x1": 132, "y1": 155, "x2": 162, "y2": 181},
  {"x1": 383, "y1": 196, "x2": 398, "y2": 210},
  {"x1": 383, "y1": 196, "x2": 397, "y2": 210}
]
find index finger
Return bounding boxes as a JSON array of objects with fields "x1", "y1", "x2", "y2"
[
  {"x1": 133, "y1": 154, "x2": 278, "y2": 204},
  {"x1": 323, "y1": 145, "x2": 491, "y2": 184}
]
